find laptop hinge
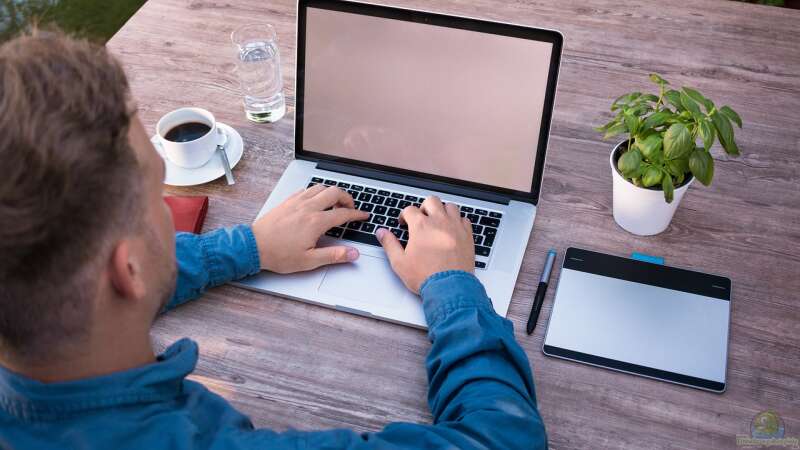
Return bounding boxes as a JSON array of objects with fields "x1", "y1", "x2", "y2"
[{"x1": 315, "y1": 161, "x2": 511, "y2": 205}]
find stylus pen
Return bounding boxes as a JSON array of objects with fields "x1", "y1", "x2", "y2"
[{"x1": 526, "y1": 249, "x2": 557, "y2": 335}]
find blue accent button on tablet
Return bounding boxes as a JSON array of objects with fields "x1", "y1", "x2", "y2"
[{"x1": 631, "y1": 252, "x2": 665, "y2": 265}]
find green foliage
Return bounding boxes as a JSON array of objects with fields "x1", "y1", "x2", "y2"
[
  {"x1": 596, "y1": 74, "x2": 744, "y2": 203},
  {"x1": 1, "y1": 0, "x2": 146, "y2": 43},
  {"x1": 734, "y1": 0, "x2": 785, "y2": 6}
]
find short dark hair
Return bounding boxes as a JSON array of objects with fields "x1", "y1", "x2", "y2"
[{"x1": 0, "y1": 30, "x2": 142, "y2": 359}]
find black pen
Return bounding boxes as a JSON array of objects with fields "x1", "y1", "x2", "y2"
[{"x1": 526, "y1": 249, "x2": 557, "y2": 335}]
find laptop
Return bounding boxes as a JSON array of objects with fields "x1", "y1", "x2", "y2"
[{"x1": 234, "y1": 0, "x2": 563, "y2": 328}]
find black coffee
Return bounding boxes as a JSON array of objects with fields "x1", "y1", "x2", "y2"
[{"x1": 164, "y1": 122, "x2": 211, "y2": 143}]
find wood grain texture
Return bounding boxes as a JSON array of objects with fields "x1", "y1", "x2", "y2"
[{"x1": 108, "y1": 1, "x2": 800, "y2": 448}]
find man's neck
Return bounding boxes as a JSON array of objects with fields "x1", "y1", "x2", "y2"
[{"x1": 1, "y1": 333, "x2": 156, "y2": 383}]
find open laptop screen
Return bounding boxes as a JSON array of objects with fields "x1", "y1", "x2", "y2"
[{"x1": 300, "y1": 5, "x2": 557, "y2": 194}]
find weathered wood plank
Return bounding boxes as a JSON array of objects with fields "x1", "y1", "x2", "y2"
[{"x1": 109, "y1": 0, "x2": 800, "y2": 448}]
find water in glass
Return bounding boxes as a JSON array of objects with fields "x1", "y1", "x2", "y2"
[{"x1": 233, "y1": 25, "x2": 286, "y2": 123}]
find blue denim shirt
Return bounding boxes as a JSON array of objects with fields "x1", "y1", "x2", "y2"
[{"x1": 0, "y1": 225, "x2": 546, "y2": 449}]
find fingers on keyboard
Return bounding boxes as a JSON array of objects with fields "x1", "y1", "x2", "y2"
[{"x1": 312, "y1": 178, "x2": 501, "y2": 264}]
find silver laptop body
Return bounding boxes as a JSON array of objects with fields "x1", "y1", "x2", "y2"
[{"x1": 235, "y1": 0, "x2": 563, "y2": 328}]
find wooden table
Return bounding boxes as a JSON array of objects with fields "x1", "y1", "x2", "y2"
[{"x1": 108, "y1": 1, "x2": 800, "y2": 448}]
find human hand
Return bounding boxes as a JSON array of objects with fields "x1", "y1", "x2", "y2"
[
  {"x1": 252, "y1": 185, "x2": 369, "y2": 273},
  {"x1": 376, "y1": 195, "x2": 474, "y2": 293}
]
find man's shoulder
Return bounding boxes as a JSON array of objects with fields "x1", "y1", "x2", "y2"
[{"x1": 0, "y1": 377, "x2": 257, "y2": 450}]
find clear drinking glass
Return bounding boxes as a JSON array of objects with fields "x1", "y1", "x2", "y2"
[{"x1": 231, "y1": 24, "x2": 286, "y2": 123}]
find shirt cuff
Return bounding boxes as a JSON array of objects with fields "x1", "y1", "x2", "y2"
[
  {"x1": 418, "y1": 270, "x2": 494, "y2": 329},
  {"x1": 199, "y1": 224, "x2": 261, "y2": 286}
]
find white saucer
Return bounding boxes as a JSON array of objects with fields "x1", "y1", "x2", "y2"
[{"x1": 151, "y1": 122, "x2": 244, "y2": 186}]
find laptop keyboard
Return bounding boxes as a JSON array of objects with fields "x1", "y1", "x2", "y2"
[{"x1": 308, "y1": 177, "x2": 503, "y2": 269}]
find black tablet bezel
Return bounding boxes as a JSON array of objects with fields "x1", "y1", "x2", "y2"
[
  {"x1": 542, "y1": 247, "x2": 731, "y2": 393},
  {"x1": 295, "y1": 0, "x2": 563, "y2": 205}
]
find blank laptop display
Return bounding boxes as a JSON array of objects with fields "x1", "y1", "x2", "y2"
[{"x1": 301, "y1": 6, "x2": 554, "y2": 192}]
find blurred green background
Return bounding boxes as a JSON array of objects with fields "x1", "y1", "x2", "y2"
[
  {"x1": 1, "y1": 0, "x2": 147, "y2": 42},
  {"x1": 0, "y1": 0, "x2": 796, "y2": 43}
]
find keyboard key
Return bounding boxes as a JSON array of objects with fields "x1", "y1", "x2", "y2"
[
  {"x1": 337, "y1": 182, "x2": 350, "y2": 188},
  {"x1": 342, "y1": 229, "x2": 380, "y2": 246},
  {"x1": 467, "y1": 214, "x2": 480, "y2": 223},
  {"x1": 460, "y1": 206, "x2": 473, "y2": 213},
  {"x1": 384, "y1": 198, "x2": 398, "y2": 207},
  {"x1": 489, "y1": 211, "x2": 503, "y2": 219},
  {"x1": 347, "y1": 190, "x2": 358, "y2": 198},
  {"x1": 398, "y1": 200, "x2": 412, "y2": 209},
  {"x1": 475, "y1": 245, "x2": 490, "y2": 257},
  {"x1": 460, "y1": 211, "x2": 466, "y2": 217},
  {"x1": 404, "y1": 195, "x2": 419, "y2": 201},
  {"x1": 374, "y1": 205, "x2": 387, "y2": 215},
  {"x1": 390, "y1": 228, "x2": 403, "y2": 239},
  {"x1": 479, "y1": 216, "x2": 500, "y2": 228},
  {"x1": 483, "y1": 227, "x2": 497, "y2": 237},
  {"x1": 359, "y1": 203, "x2": 374, "y2": 212},
  {"x1": 401, "y1": 230, "x2": 409, "y2": 240},
  {"x1": 365, "y1": 187, "x2": 377, "y2": 194},
  {"x1": 325, "y1": 227, "x2": 344, "y2": 237},
  {"x1": 471, "y1": 224, "x2": 483, "y2": 234},
  {"x1": 351, "y1": 185, "x2": 364, "y2": 191},
  {"x1": 353, "y1": 201, "x2": 361, "y2": 209},
  {"x1": 372, "y1": 215, "x2": 386, "y2": 225},
  {"x1": 378, "y1": 190, "x2": 391, "y2": 196},
  {"x1": 399, "y1": 222, "x2": 408, "y2": 230},
  {"x1": 413, "y1": 202, "x2": 421, "y2": 208},
  {"x1": 475, "y1": 261, "x2": 486, "y2": 269},
  {"x1": 483, "y1": 235, "x2": 495, "y2": 247},
  {"x1": 311, "y1": 177, "x2": 323, "y2": 183},
  {"x1": 347, "y1": 222, "x2": 362, "y2": 230},
  {"x1": 307, "y1": 182, "x2": 316, "y2": 188},
  {"x1": 400, "y1": 239, "x2": 408, "y2": 248},
  {"x1": 391, "y1": 192, "x2": 404, "y2": 199},
  {"x1": 386, "y1": 218, "x2": 399, "y2": 228},
  {"x1": 473, "y1": 234, "x2": 483, "y2": 245},
  {"x1": 387, "y1": 208, "x2": 401, "y2": 217},
  {"x1": 475, "y1": 209, "x2": 488, "y2": 215},
  {"x1": 323, "y1": 179, "x2": 337, "y2": 185},
  {"x1": 362, "y1": 222, "x2": 375, "y2": 233},
  {"x1": 358, "y1": 193, "x2": 372, "y2": 202},
  {"x1": 372, "y1": 195, "x2": 386, "y2": 205}
]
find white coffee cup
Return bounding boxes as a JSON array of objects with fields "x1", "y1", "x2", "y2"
[{"x1": 156, "y1": 107, "x2": 221, "y2": 169}]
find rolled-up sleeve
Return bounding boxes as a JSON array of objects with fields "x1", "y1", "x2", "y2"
[{"x1": 163, "y1": 225, "x2": 261, "y2": 312}]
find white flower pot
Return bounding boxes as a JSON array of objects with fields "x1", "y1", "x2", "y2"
[{"x1": 610, "y1": 142, "x2": 694, "y2": 236}]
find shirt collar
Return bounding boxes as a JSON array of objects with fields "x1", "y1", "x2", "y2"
[{"x1": 0, "y1": 338, "x2": 198, "y2": 421}]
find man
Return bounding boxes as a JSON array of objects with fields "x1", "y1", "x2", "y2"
[{"x1": 0, "y1": 31, "x2": 546, "y2": 449}]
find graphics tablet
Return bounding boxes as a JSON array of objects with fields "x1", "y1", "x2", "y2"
[{"x1": 543, "y1": 247, "x2": 732, "y2": 392}]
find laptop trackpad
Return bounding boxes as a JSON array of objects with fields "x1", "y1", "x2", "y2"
[{"x1": 319, "y1": 253, "x2": 409, "y2": 307}]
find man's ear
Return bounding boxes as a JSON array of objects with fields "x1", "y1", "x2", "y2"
[{"x1": 109, "y1": 240, "x2": 147, "y2": 301}]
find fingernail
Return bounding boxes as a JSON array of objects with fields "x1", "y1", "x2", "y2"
[
  {"x1": 346, "y1": 248, "x2": 359, "y2": 261},
  {"x1": 376, "y1": 228, "x2": 387, "y2": 240}
]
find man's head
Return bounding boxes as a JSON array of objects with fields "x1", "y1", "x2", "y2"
[{"x1": 0, "y1": 30, "x2": 176, "y2": 367}]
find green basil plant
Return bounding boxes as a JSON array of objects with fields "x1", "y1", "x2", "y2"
[{"x1": 597, "y1": 74, "x2": 743, "y2": 203}]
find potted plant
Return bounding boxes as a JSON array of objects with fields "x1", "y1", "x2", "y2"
[{"x1": 597, "y1": 74, "x2": 743, "y2": 235}]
